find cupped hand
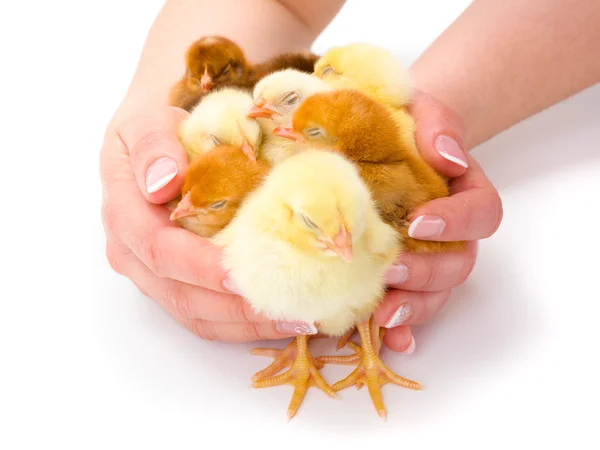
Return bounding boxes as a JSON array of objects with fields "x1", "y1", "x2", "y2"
[
  {"x1": 100, "y1": 106, "x2": 299, "y2": 342},
  {"x1": 377, "y1": 90, "x2": 503, "y2": 353}
]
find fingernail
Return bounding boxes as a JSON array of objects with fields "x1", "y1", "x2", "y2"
[
  {"x1": 385, "y1": 303, "x2": 413, "y2": 328},
  {"x1": 408, "y1": 215, "x2": 446, "y2": 238},
  {"x1": 276, "y1": 321, "x2": 318, "y2": 335},
  {"x1": 146, "y1": 157, "x2": 178, "y2": 194},
  {"x1": 435, "y1": 135, "x2": 468, "y2": 168},
  {"x1": 223, "y1": 277, "x2": 243, "y2": 296},
  {"x1": 384, "y1": 263, "x2": 409, "y2": 285},
  {"x1": 401, "y1": 336, "x2": 416, "y2": 355}
]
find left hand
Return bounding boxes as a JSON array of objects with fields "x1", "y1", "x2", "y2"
[{"x1": 375, "y1": 90, "x2": 503, "y2": 353}]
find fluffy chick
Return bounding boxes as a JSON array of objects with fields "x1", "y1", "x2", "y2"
[
  {"x1": 247, "y1": 69, "x2": 332, "y2": 165},
  {"x1": 275, "y1": 89, "x2": 465, "y2": 253},
  {"x1": 314, "y1": 42, "x2": 418, "y2": 153},
  {"x1": 178, "y1": 87, "x2": 262, "y2": 163},
  {"x1": 250, "y1": 51, "x2": 319, "y2": 83},
  {"x1": 169, "y1": 145, "x2": 270, "y2": 238},
  {"x1": 169, "y1": 36, "x2": 251, "y2": 111}
]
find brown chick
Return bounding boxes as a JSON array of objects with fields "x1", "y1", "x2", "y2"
[
  {"x1": 169, "y1": 35, "x2": 320, "y2": 111},
  {"x1": 169, "y1": 36, "x2": 252, "y2": 111},
  {"x1": 169, "y1": 144, "x2": 270, "y2": 238},
  {"x1": 273, "y1": 89, "x2": 465, "y2": 253}
]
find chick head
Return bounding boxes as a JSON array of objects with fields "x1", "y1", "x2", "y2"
[
  {"x1": 247, "y1": 69, "x2": 331, "y2": 127},
  {"x1": 260, "y1": 149, "x2": 371, "y2": 263},
  {"x1": 170, "y1": 145, "x2": 269, "y2": 237},
  {"x1": 314, "y1": 43, "x2": 411, "y2": 108},
  {"x1": 185, "y1": 36, "x2": 249, "y2": 93},
  {"x1": 273, "y1": 89, "x2": 399, "y2": 163},
  {"x1": 179, "y1": 87, "x2": 262, "y2": 161}
]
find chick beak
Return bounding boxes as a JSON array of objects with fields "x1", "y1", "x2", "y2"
[
  {"x1": 236, "y1": 120, "x2": 257, "y2": 162},
  {"x1": 272, "y1": 125, "x2": 305, "y2": 143},
  {"x1": 331, "y1": 225, "x2": 353, "y2": 263},
  {"x1": 247, "y1": 98, "x2": 277, "y2": 119},
  {"x1": 200, "y1": 68, "x2": 213, "y2": 92},
  {"x1": 169, "y1": 192, "x2": 196, "y2": 220}
]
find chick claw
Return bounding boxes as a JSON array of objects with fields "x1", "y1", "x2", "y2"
[
  {"x1": 250, "y1": 336, "x2": 337, "y2": 420},
  {"x1": 331, "y1": 319, "x2": 422, "y2": 420}
]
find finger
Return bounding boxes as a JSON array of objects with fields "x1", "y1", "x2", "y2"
[
  {"x1": 384, "y1": 241, "x2": 478, "y2": 292},
  {"x1": 407, "y1": 155, "x2": 503, "y2": 242},
  {"x1": 382, "y1": 325, "x2": 415, "y2": 353},
  {"x1": 102, "y1": 136, "x2": 231, "y2": 292},
  {"x1": 117, "y1": 106, "x2": 190, "y2": 204},
  {"x1": 182, "y1": 319, "x2": 296, "y2": 343},
  {"x1": 108, "y1": 238, "x2": 271, "y2": 323},
  {"x1": 409, "y1": 89, "x2": 468, "y2": 178},
  {"x1": 374, "y1": 289, "x2": 452, "y2": 329}
]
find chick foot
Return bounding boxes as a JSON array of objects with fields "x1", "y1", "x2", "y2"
[
  {"x1": 249, "y1": 337, "x2": 323, "y2": 382},
  {"x1": 251, "y1": 335, "x2": 337, "y2": 420},
  {"x1": 332, "y1": 318, "x2": 422, "y2": 419}
]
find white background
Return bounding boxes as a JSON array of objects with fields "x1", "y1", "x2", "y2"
[{"x1": 1, "y1": 1, "x2": 599, "y2": 449}]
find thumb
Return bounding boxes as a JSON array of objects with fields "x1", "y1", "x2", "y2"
[
  {"x1": 408, "y1": 89, "x2": 469, "y2": 178},
  {"x1": 116, "y1": 106, "x2": 190, "y2": 204}
]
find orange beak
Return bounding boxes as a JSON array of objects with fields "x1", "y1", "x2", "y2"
[
  {"x1": 330, "y1": 225, "x2": 353, "y2": 263},
  {"x1": 246, "y1": 97, "x2": 277, "y2": 119},
  {"x1": 236, "y1": 120, "x2": 256, "y2": 162},
  {"x1": 169, "y1": 192, "x2": 196, "y2": 220},
  {"x1": 272, "y1": 125, "x2": 305, "y2": 143},
  {"x1": 200, "y1": 68, "x2": 213, "y2": 92}
]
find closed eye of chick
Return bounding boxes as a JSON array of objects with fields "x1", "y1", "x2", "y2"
[
  {"x1": 212, "y1": 149, "x2": 419, "y2": 420},
  {"x1": 314, "y1": 42, "x2": 419, "y2": 154},
  {"x1": 274, "y1": 89, "x2": 465, "y2": 253},
  {"x1": 178, "y1": 87, "x2": 262, "y2": 163},
  {"x1": 169, "y1": 36, "x2": 251, "y2": 111},
  {"x1": 169, "y1": 145, "x2": 270, "y2": 238},
  {"x1": 246, "y1": 69, "x2": 332, "y2": 165}
]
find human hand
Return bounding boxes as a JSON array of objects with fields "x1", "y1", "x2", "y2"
[
  {"x1": 100, "y1": 106, "x2": 299, "y2": 342},
  {"x1": 376, "y1": 90, "x2": 503, "y2": 353}
]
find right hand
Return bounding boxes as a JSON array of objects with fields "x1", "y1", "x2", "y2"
[{"x1": 100, "y1": 106, "x2": 297, "y2": 342}]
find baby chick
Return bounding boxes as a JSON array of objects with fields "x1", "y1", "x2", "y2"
[
  {"x1": 212, "y1": 149, "x2": 420, "y2": 420},
  {"x1": 250, "y1": 51, "x2": 319, "y2": 83},
  {"x1": 169, "y1": 145, "x2": 270, "y2": 238},
  {"x1": 178, "y1": 87, "x2": 262, "y2": 163},
  {"x1": 314, "y1": 42, "x2": 418, "y2": 154},
  {"x1": 246, "y1": 69, "x2": 332, "y2": 165},
  {"x1": 169, "y1": 36, "x2": 251, "y2": 111},
  {"x1": 274, "y1": 89, "x2": 465, "y2": 253}
]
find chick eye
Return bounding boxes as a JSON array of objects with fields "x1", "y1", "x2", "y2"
[
  {"x1": 220, "y1": 64, "x2": 231, "y2": 76},
  {"x1": 281, "y1": 92, "x2": 300, "y2": 106},
  {"x1": 305, "y1": 127, "x2": 324, "y2": 138},
  {"x1": 210, "y1": 135, "x2": 222, "y2": 146},
  {"x1": 320, "y1": 65, "x2": 337, "y2": 76},
  {"x1": 210, "y1": 200, "x2": 227, "y2": 210},
  {"x1": 301, "y1": 214, "x2": 318, "y2": 229}
]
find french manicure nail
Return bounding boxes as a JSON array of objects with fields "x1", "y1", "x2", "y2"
[
  {"x1": 145, "y1": 157, "x2": 178, "y2": 194},
  {"x1": 384, "y1": 264, "x2": 409, "y2": 285},
  {"x1": 276, "y1": 321, "x2": 318, "y2": 335},
  {"x1": 435, "y1": 135, "x2": 468, "y2": 168},
  {"x1": 408, "y1": 215, "x2": 446, "y2": 238},
  {"x1": 385, "y1": 303, "x2": 413, "y2": 328},
  {"x1": 223, "y1": 277, "x2": 243, "y2": 296},
  {"x1": 401, "y1": 336, "x2": 416, "y2": 355}
]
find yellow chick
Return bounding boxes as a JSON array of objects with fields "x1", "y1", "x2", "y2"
[
  {"x1": 314, "y1": 42, "x2": 418, "y2": 154},
  {"x1": 178, "y1": 87, "x2": 262, "y2": 162},
  {"x1": 212, "y1": 149, "x2": 420, "y2": 420},
  {"x1": 246, "y1": 69, "x2": 332, "y2": 165}
]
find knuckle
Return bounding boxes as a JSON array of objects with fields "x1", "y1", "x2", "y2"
[
  {"x1": 192, "y1": 320, "x2": 217, "y2": 341},
  {"x1": 241, "y1": 322, "x2": 262, "y2": 342},
  {"x1": 455, "y1": 255, "x2": 477, "y2": 287},
  {"x1": 164, "y1": 283, "x2": 191, "y2": 318},
  {"x1": 229, "y1": 297, "x2": 251, "y2": 323},
  {"x1": 415, "y1": 258, "x2": 438, "y2": 291},
  {"x1": 138, "y1": 232, "x2": 165, "y2": 277},
  {"x1": 129, "y1": 131, "x2": 172, "y2": 161}
]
